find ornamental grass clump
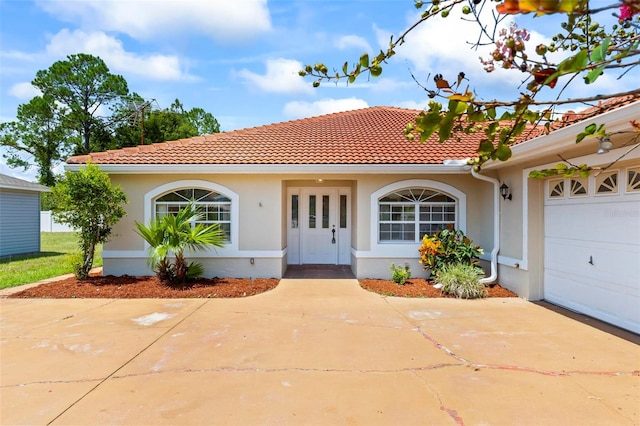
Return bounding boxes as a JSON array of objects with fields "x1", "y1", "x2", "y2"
[{"x1": 436, "y1": 263, "x2": 487, "y2": 299}]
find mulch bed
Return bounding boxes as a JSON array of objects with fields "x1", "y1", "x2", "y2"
[
  {"x1": 6, "y1": 274, "x2": 518, "y2": 299},
  {"x1": 359, "y1": 278, "x2": 518, "y2": 298},
  {"x1": 7, "y1": 275, "x2": 280, "y2": 299}
]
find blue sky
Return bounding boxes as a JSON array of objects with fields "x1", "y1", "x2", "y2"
[{"x1": 0, "y1": 0, "x2": 632, "y2": 182}]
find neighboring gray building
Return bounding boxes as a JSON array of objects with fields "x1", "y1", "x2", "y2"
[{"x1": 0, "y1": 174, "x2": 49, "y2": 257}]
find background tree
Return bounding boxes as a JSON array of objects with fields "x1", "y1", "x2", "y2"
[
  {"x1": 0, "y1": 95, "x2": 72, "y2": 186},
  {"x1": 32, "y1": 53, "x2": 129, "y2": 155},
  {"x1": 185, "y1": 106, "x2": 221, "y2": 135},
  {"x1": 301, "y1": 0, "x2": 640, "y2": 172},
  {"x1": 2, "y1": 54, "x2": 222, "y2": 183},
  {"x1": 51, "y1": 163, "x2": 127, "y2": 279},
  {"x1": 111, "y1": 96, "x2": 221, "y2": 147}
]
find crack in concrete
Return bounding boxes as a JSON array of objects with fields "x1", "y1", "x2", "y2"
[
  {"x1": 383, "y1": 298, "x2": 638, "y2": 378},
  {"x1": 107, "y1": 362, "x2": 465, "y2": 379},
  {"x1": 4, "y1": 363, "x2": 466, "y2": 389},
  {"x1": 46, "y1": 299, "x2": 211, "y2": 425},
  {"x1": 440, "y1": 405, "x2": 465, "y2": 426},
  {"x1": 1, "y1": 378, "x2": 104, "y2": 389},
  {"x1": 410, "y1": 368, "x2": 466, "y2": 426}
]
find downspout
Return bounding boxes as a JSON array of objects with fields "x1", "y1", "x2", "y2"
[{"x1": 470, "y1": 168, "x2": 499, "y2": 284}]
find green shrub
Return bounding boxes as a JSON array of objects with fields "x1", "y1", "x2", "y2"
[
  {"x1": 436, "y1": 263, "x2": 487, "y2": 299},
  {"x1": 390, "y1": 262, "x2": 411, "y2": 285},
  {"x1": 135, "y1": 201, "x2": 226, "y2": 286},
  {"x1": 51, "y1": 163, "x2": 127, "y2": 279},
  {"x1": 419, "y1": 226, "x2": 483, "y2": 275},
  {"x1": 66, "y1": 252, "x2": 85, "y2": 278}
]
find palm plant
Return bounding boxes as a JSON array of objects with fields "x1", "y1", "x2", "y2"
[{"x1": 134, "y1": 201, "x2": 226, "y2": 286}]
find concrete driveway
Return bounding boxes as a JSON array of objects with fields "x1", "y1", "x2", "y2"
[{"x1": 1, "y1": 279, "x2": 638, "y2": 425}]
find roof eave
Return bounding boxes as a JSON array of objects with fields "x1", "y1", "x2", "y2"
[
  {"x1": 482, "y1": 100, "x2": 639, "y2": 170},
  {"x1": 63, "y1": 163, "x2": 471, "y2": 175},
  {"x1": 0, "y1": 183, "x2": 50, "y2": 192}
]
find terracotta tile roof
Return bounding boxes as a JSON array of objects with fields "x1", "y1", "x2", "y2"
[
  {"x1": 67, "y1": 106, "x2": 482, "y2": 165},
  {"x1": 67, "y1": 96, "x2": 639, "y2": 166},
  {"x1": 519, "y1": 93, "x2": 640, "y2": 140}
]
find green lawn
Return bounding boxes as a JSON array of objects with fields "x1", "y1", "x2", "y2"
[{"x1": 0, "y1": 232, "x2": 103, "y2": 289}]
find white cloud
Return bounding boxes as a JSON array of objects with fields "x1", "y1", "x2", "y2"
[
  {"x1": 36, "y1": 0, "x2": 271, "y2": 43},
  {"x1": 348, "y1": 78, "x2": 413, "y2": 93},
  {"x1": 374, "y1": 8, "x2": 527, "y2": 93},
  {"x1": 237, "y1": 58, "x2": 313, "y2": 95},
  {"x1": 8, "y1": 82, "x2": 41, "y2": 100},
  {"x1": 335, "y1": 35, "x2": 372, "y2": 53},
  {"x1": 396, "y1": 100, "x2": 429, "y2": 110},
  {"x1": 46, "y1": 29, "x2": 191, "y2": 81},
  {"x1": 283, "y1": 98, "x2": 369, "y2": 119}
]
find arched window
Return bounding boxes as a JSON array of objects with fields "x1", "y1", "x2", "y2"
[
  {"x1": 155, "y1": 188, "x2": 231, "y2": 241},
  {"x1": 378, "y1": 188, "x2": 456, "y2": 242}
]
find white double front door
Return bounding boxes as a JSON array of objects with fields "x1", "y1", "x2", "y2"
[{"x1": 287, "y1": 187, "x2": 350, "y2": 265}]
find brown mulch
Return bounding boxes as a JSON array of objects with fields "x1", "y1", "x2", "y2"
[
  {"x1": 359, "y1": 278, "x2": 518, "y2": 298},
  {"x1": 7, "y1": 275, "x2": 280, "y2": 299},
  {"x1": 7, "y1": 273, "x2": 518, "y2": 299}
]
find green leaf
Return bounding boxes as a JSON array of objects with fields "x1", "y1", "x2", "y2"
[
  {"x1": 576, "y1": 132, "x2": 588, "y2": 143},
  {"x1": 484, "y1": 122, "x2": 499, "y2": 140},
  {"x1": 415, "y1": 110, "x2": 442, "y2": 142},
  {"x1": 454, "y1": 100, "x2": 467, "y2": 114},
  {"x1": 478, "y1": 139, "x2": 494, "y2": 155},
  {"x1": 494, "y1": 143, "x2": 512, "y2": 161},
  {"x1": 558, "y1": 49, "x2": 589, "y2": 74},
  {"x1": 486, "y1": 107, "x2": 496, "y2": 120},
  {"x1": 439, "y1": 114, "x2": 455, "y2": 142},
  {"x1": 512, "y1": 120, "x2": 527, "y2": 136},
  {"x1": 359, "y1": 53, "x2": 369, "y2": 68},
  {"x1": 370, "y1": 65, "x2": 382, "y2": 77},
  {"x1": 590, "y1": 37, "x2": 610, "y2": 63},
  {"x1": 584, "y1": 66, "x2": 604, "y2": 84},
  {"x1": 342, "y1": 62, "x2": 348, "y2": 75}
]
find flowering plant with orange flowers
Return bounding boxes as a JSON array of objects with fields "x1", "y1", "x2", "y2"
[{"x1": 419, "y1": 226, "x2": 483, "y2": 275}]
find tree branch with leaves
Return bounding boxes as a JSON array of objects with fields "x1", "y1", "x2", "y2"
[{"x1": 300, "y1": 0, "x2": 640, "y2": 171}]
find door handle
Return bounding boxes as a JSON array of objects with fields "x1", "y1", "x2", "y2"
[{"x1": 331, "y1": 226, "x2": 336, "y2": 244}]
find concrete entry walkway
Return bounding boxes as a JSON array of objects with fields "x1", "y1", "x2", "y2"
[
  {"x1": 283, "y1": 264, "x2": 355, "y2": 279},
  {"x1": 1, "y1": 279, "x2": 638, "y2": 425}
]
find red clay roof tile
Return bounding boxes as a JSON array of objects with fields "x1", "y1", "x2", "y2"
[
  {"x1": 67, "y1": 98, "x2": 638, "y2": 166},
  {"x1": 67, "y1": 106, "x2": 481, "y2": 166}
]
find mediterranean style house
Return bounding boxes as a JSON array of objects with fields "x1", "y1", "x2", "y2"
[{"x1": 67, "y1": 97, "x2": 640, "y2": 333}]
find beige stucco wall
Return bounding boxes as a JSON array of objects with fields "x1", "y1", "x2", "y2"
[
  {"x1": 353, "y1": 173, "x2": 495, "y2": 250},
  {"x1": 103, "y1": 171, "x2": 496, "y2": 279},
  {"x1": 108, "y1": 173, "x2": 285, "y2": 252}
]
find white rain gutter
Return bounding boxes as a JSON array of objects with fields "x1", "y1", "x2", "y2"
[{"x1": 470, "y1": 168, "x2": 499, "y2": 284}]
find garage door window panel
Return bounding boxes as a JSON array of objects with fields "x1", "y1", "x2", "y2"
[
  {"x1": 569, "y1": 178, "x2": 588, "y2": 197},
  {"x1": 548, "y1": 179, "x2": 564, "y2": 199},
  {"x1": 627, "y1": 167, "x2": 640, "y2": 193},
  {"x1": 595, "y1": 171, "x2": 618, "y2": 195}
]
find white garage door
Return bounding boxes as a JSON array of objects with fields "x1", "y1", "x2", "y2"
[{"x1": 544, "y1": 168, "x2": 640, "y2": 334}]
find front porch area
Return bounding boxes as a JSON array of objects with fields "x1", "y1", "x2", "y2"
[{"x1": 283, "y1": 264, "x2": 355, "y2": 279}]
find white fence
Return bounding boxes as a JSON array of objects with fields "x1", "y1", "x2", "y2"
[{"x1": 40, "y1": 211, "x2": 75, "y2": 232}]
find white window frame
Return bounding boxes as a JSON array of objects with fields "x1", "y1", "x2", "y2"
[
  {"x1": 155, "y1": 188, "x2": 232, "y2": 242},
  {"x1": 144, "y1": 180, "x2": 239, "y2": 252},
  {"x1": 368, "y1": 179, "x2": 466, "y2": 257},
  {"x1": 378, "y1": 188, "x2": 457, "y2": 242}
]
